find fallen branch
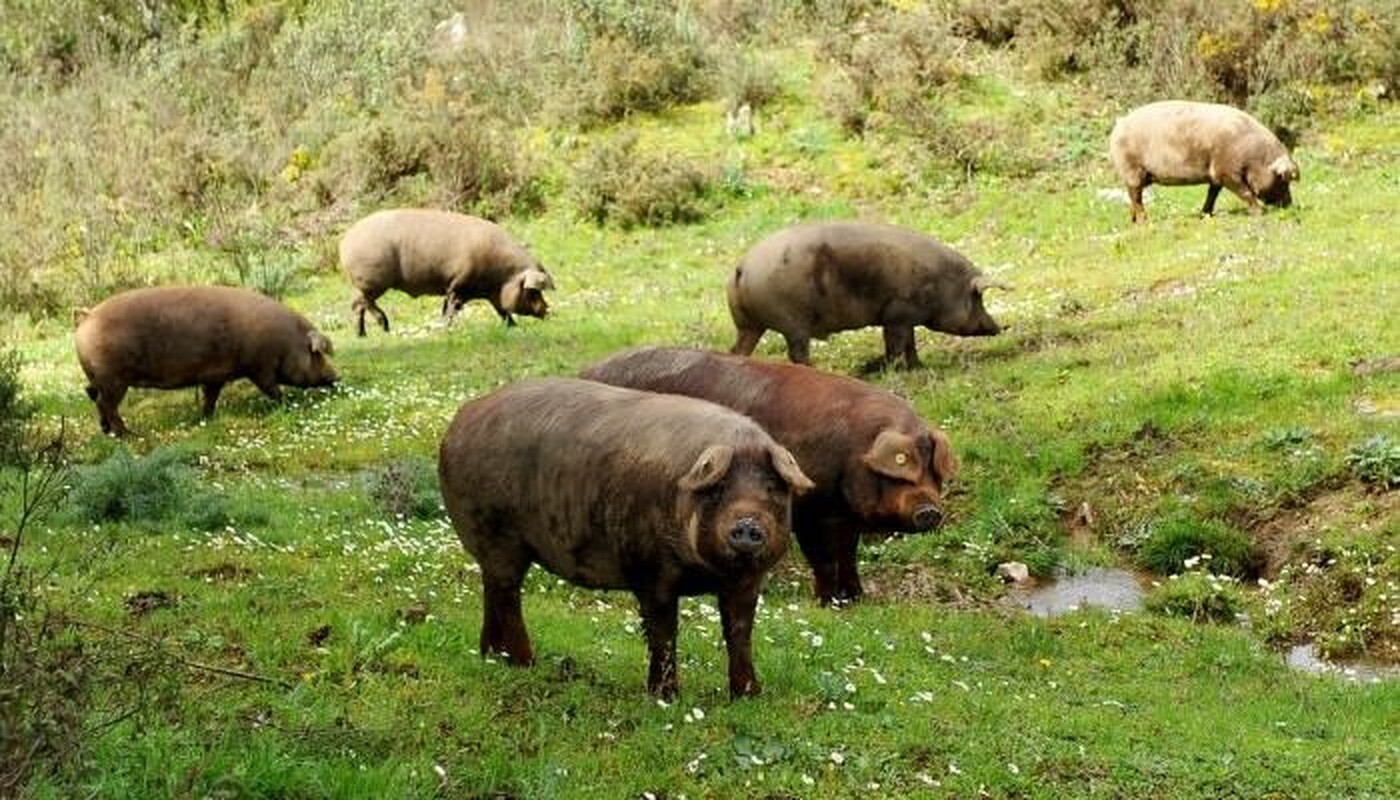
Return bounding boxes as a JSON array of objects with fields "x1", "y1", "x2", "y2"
[{"x1": 66, "y1": 617, "x2": 295, "y2": 690}]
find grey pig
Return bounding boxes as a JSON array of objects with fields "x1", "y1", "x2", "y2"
[{"x1": 727, "y1": 221, "x2": 1006, "y2": 369}]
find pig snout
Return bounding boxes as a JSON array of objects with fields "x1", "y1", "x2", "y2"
[
  {"x1": 911, "y1": 504, "x2": 943, "y2": 530},
  {"x1": 727, "y1": 517, "x2": 767, "y2": 554}
]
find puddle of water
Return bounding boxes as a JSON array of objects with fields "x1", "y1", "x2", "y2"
[
  {"x1": 1285, "y1": 644, "x2": 1400, "y2": 684},
  {"x1": 1013, "y1": 568, "x2": 1147, "y2": 618}
]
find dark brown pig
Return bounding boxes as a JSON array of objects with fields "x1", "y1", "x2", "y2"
[
  {"x1": 438, "y1": 377, "x2": 813, "y2": 698},
  {"x1": 1109, "y1": 100, "x2": 1300, "y2": 223},
  {"x1": 339, "y1": 208, "x2": 554, "y2": 336},
  {"x1": 582, "y1": 347, "x2": 957, "y2": 605},
  {"x1": 74, "y1": 286, "x2": 338, "y2": 436},
  {"x1": 726, "y1": 221, "x2": 1006, "y2": 369}
]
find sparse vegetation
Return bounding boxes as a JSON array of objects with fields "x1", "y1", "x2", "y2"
[{"x1": 367, "y1": 457, "x2": 441, "y2": 521}]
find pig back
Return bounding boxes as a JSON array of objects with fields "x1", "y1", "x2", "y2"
[
  {"x1": 734, "y1": 222, "x2": 974, "y2": 334},
  {"x1": 439, "y1": 377, "x2": 774, "y2": 588},
  {"x1": 75, "y1": 286, "x2": 311, "y2": 389},
  {"x1": 583, "y1": 347, "x2": 897, "y2": 489}
]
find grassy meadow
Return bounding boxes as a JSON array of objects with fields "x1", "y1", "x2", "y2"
[{"x1": 3, "y1": 1, "x2": 1400, "y2": 797}]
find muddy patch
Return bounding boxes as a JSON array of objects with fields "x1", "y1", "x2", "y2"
[
  {"x1": 1285, "y1": 643, "x2": 1400, "y2": 684},
  {"x1": 125, "y1": 589, "x2": 177, "y2": 616},
  {"x1": 189, "y1": 561, "x2": 255, "y2": 583},
  {"x1": 1010, "y1": 568, "x2": 1148, "y2": 618},
  {"x1": 1250, "y1": 487, "x2": 1399, "y2": 578}
]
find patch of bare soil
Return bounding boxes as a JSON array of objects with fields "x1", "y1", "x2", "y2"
[
  {"x1": 124, "y1": 590, "x2": 176, "y2": 616},
  {"x1": 188, "y1": 561, "x2": 254, "y2": 583},
  {"x1": 1249, "y1": 486, "x2": 1400, "y2": 578}
]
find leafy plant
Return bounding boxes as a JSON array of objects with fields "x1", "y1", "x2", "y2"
[
  {"x1": 367, "y1": 458, "x2": 442, "y2": 521},
  {"x1": 68, "y1": 446, "x2": 228, "y2": 530},
  {"x1": 1345, "y1": 434, "x2": 1400, "y2": 489}
]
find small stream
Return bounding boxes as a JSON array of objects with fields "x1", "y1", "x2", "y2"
[
  {"x1": 1009, "y1": 567, "x2": 1399, "y2": 682},
  {"x1": 1285, "y1": 644, "x2": 1400, "y2": 684},
  {"x1": 1011, "y1": 567, "x2": 1147, "y2": 618}
]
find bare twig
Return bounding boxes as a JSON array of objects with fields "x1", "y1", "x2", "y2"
[{"x1": 66, "y1": 617, "x2": 295, "y2": 690}]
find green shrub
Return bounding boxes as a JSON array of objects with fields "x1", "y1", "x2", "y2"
[
  {"x1": 566, "y1": 0, "x2": 712, "y2": 123},
  {"x1": 1134, "y1": 512, "x2": 1259, "y2": 577},
  {"x1": 719, "y1": 53, "x2": 780, "y2": 113},
  {"x1": 1345, "y1": 434, "x2": 1400, "y2": 489},
  {"x1": 572, "y1": 132, "x2": 712, "y2": 228},
  {"x1": 367, "y1": 458, "x2": 442, "y2": 521},
  {"x1": 1017, "y1": 0, "x2": 1396, "y2": 113},
  {"x1": 819, "y1": 4, "x2": 965, "y2": 137},
  {"x1": 1145, "y1": 572, "x2": 1243, "y2": 623},
  {"x1": 221, "y1": 250, "x2": 303, "y2": 301},
  {"x1": 68, "y1": 447, "x2": 228, "y2": 530}
]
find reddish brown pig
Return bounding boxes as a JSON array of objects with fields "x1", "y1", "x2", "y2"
[
  {"x1": 438, "y1": 377, "x2": 813, "y2": 698},
  {"x1": 339, "y1": 208, "x2": 554, "y2": 336},
  {"x1": 582, "y1": 347, "x2": 957, "y2": 605},
  {"x1": 726, "y1": 221, "x2": 1006, "y2": 370},
  {"x1": 74, "y1": 286, "x2": 338, "y2": 436}
]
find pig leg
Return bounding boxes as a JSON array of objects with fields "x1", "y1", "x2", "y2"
[
  {"x1": 94, "y1": 384, "x2": 129, "y2": 437},
  {"x1": 251, "y1": 371, "x2": 283, "y2": 402},
  {"x1": 794, "y1": 526, "x2": 840, "y2": 605},
  {"x1": 719, "y1": 581, "x2": 763, "y2": 697},
  {"x1": 831, "y1": 527, "x2": 865, "y2": 604},
  {"x1": 637, "y1": 592, "x2": 681, "y2": 699},
  {"x1": 1201, "y1": 183, "x2": 1223, "y2": 216},
  {"x1": 481, "y1": 568, "x2": 534, "y2": 665},
  {"x1": 882, "y1": 325, "x2": 921, "y2": 370},
  {"x1": 1223, "y1": 173, "x2": 1262, "y2": 215},
  {"x1": 1127, "y1": 182, "x2": 1148, "y2": 223},
  {"x1": 201, "y1": 382, "x2": 224, "y2": 418},
  {"x1": 783, "y1": 335, "x2": 811, "y2": 365},
  {"x1": 352, "y1": 290, "x2": 390, "y2": 336},
  {"x1": 730, "y1": 327, "x2": 764, "y2": 356},
  {"x1": 489, "y1": 299, "x2": 517, "y2": 328}
]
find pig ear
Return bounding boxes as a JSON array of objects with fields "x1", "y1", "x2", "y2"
[
  {"x1": 679, "y1": 444, "x2": 734, "y2": 492},
  {"x1": 308, "y1": 331, "x2": 334, "y2": 356},
  {"x1": 522, "y1": 269, "x2": 553, "y2": 291},
  {"x1": 863, "y1": 430, "x2": 922, "y2": 483},
  {"x1": 971, "y1": 275, "x2": 1013, "y2": 293},
  {"x1": 768, "y1": 444, "x2": 815, "y2": 495},
  {"x1": 929, "y1": 427, "x2": 959, "y2": 485},
  {"x1": 1270, "y1": 155, "x2": 1299, "y2": 182},
  {"x1": 499, "y1": 274, "x2": 524, "y2": 311}
]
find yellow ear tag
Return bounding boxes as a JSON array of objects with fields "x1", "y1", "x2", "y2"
[{"x1": 895, "y1": 453, "x2": 908, "y2": 466}]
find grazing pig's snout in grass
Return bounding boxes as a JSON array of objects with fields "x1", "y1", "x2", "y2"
[{"x1": 912, "y1": 504, "x2": 943, "y2": 531}]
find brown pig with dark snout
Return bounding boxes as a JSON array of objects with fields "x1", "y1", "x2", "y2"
[
  {"x1": 727, "y1": 221, "x2": 1006, "y2": 369},
  {"x1": 339, "y1": 208, "x2": 554, "y2": 336},
  {"x1": 438, "y1": 377, "x2": 813, "y2": 699},
  {"x1": 582, "y1": 346, "x2": 957, "y2": 605},
  {"x1": 74, "y1": 286, "x2": 338, "y2": 436}
]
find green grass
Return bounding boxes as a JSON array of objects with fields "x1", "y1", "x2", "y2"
[{"x1": 5, "y1": 36, "x2": 1400, "y2": 800}]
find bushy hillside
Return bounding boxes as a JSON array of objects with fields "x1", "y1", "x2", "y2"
[{"x1": 2, "y1": 1, "x2": 1398, "y2": 796}]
